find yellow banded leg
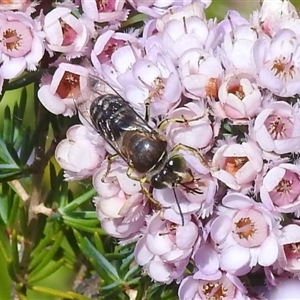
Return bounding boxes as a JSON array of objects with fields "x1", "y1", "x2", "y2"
[
  {"x1": 126, "y1": 167, "x2": 160, "y2": 206},
  {"x1": 157, "y1": 110, "x2": 208, "y2": 131},
  {"x1": 171, "y1": 143, "x2": 209, "y2": 169},
  {"x1": 101, "y1": 153, "x2": 119, "y2": 182}
]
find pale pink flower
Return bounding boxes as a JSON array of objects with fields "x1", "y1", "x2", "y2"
[
  {"x1": 253, "y1": 29, "x2": 300, "y2": 97},
  {"x1": 212, "y1": 140, "x2": 263, "y2": 191},
  {"x1": 123, "y1": 57, "x2": 182, "y2": 117},
  {"x1": 260, "y1": 163, "x2": 300, "y2": 214},
  {"x1": 38, "y1": 62, "x2": 91, "y2": 116},
  {"x1": 91, "y1": 29, "x2": 139, "y2": 71},
  {"x1": 211, "y1": 193, "x2": 280, "y2": 275},
  {"x1": 178, "y1": 273, "x2": 248, "y2": 300},
  {"x1": 178, "y1": 48, "x2": 223, "y2": 99},
  {"x1": 128, "y1": 0, "x2": 210, "y2": 19},
  {"x1": 193, "y1": 242, "x2": 222, "y2": 280},
  {"x1": 43, "y1": 7, "x2": 89, "y2": 59},
  {"x1": 157, "y1": 4, "x2": 218, "y2": 60},
  {"x1": 0, "y1": 0, "x2": 37, "y2": 14},
  {"x1": 156, "y1": 2, "x2": 206, "y2": 30},
  {"x1": 217, "y1": 11, "x2": 249, "y2": 38},
  {"x1": 216, "y1": 73, "x2": 262, "y2": 123},
  {"x1": 93, "y1": 160, "x2": 142, "y2": 198},
  {"x1": 81, "y1": 0, "x2": 128, "y2": 24},
  {"x1": 165, "y1": 101, "x2": 213, "y2": 150},
  {"x1": 220, "y1": 24, "x2": 258, "y2": 72},
  {"x1": 94, "y1": 192, "x2": 149, "y2": 239},
  {"x1": 251, "y1": 0, "x2": 298, "y2": 36},
  {"x1": 55, "y1": 125, "x2": 105, "y2": 180},
  {"x1": 264, "y1": 278, "x2": 300, "y2": 300},
  {"x1": 134, "y1": 212, "x2": 200, "y2": 283},
  {"x1": 277, "y1": 224, "x2": 300, "y2": 273},
  {"x1": 252, "y1": 101, "x2": 300, "y2": 155},
  {"x1": 93, "y1": 160, "x2": 149, "y2": 239},
  {"x1": 0, "y1": 11, "x2": 45, "y2": 79}
]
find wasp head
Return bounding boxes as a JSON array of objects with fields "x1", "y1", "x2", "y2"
[{"x1": 150, "y1": 154, "x2": 193, "y2": 189}]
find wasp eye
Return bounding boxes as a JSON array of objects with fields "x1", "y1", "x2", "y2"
[
  {"x1": 167, "y1": 155, "x2": 186, "y2": 172},
  {"x1": 150, "y1": 173, "x2": 168, "y2": 189}
]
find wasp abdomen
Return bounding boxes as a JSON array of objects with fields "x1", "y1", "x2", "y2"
[{"x1": 121, "y1": 131, "x2": 167, "y2": 173}]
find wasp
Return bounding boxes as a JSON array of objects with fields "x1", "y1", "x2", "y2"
[{"x1": 78, "y1": 75, "x2": 205, "y2": 225}]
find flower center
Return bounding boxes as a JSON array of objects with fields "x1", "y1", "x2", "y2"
[
  {"x1": 59, "y1": 19, "x2": 77, "y2": 46},
  {"x1": 228, "y1": 84, "x2": 245, "y2": 100},
  {"x1": 276, "y1": 178, "x2": 292, "y2": 194},
  {"x1": 284, "y1": 242, "x2": 300, "y2": 260},
  {"x1": 232, "y1": 208, "x2": 268, "y2": 247},
  {"x1": 225, "y1": 157, "x2": 248, "y2": 175},
  {"x1": 0, "y1": 21, "x2": 32, "y2": 57},
  {"x1": 96, "y1": 0, "x2": 114, "y2": 12},
  {"x1": 202, "y1": 282, "x2": 228, "y2": 299},
  {"x1": 272, "y1": 56, "x2": 295, "y2": 80},
  {"x1": 150, "y1": 77, "x2": 164, "y2": 99},
  {"x1": 97, "y1": 38, "x2": 125, "y2": 64},
  {"x1": 234, "y1": 217, "x2": 256, "y2": 239},
  {"x1": 265, "y1": 115, "x2": 293, "y2": 139},
  {"x1": 2, "y1": 28, "x2": 20, "y2": 50},
  {"x1": 56, "y1": 71, "x2": 80, "y2": 99}
]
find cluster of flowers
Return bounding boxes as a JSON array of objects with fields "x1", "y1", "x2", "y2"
[{"x1": 4, "y1": 0, "x2": 300, "y2": 298}]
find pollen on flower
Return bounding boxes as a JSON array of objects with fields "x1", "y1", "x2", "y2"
[
  {"x1": 276, "y1": 178, "x2": 292, "y2": 194},
  {"x1": 271, "y1": 56, "x2": 295, "y2": 80},
  {"x1": 104, "y1": 40, "x2": 120, "y2": 58},
  {"x1": 2, "y1": 28, "x2": 20, "y2": 50},
  {"x1": 56, "y1": 71, "x2": 80, "y2": 99},
  {"x1": 284, "y1": 242, "x2": 300, "y2": 259},
  {"x1": 232, "y1": 208, "x2": 268, "y2": 247},
  {"x1": 265, "y1": 115, "x2": 291, "y2": 139},
  {"x1": 205, "y1": 78, "x2": 218, "y2": 98},
  {"x1": 201, "y1": 281, "x2": 228, "y2": 299},
  {"x1": 269, "y1": 170, "x2": 300, "y2": 207},
  {"x1": 234, "y1": 217, "x2": 256, "y2": 239},
  {"x1": 96, "y1": 0, "x2": 114, "y2": 12},
  {"x1": 225, "y1": 157, "x2": 249, "y2": 175},
  {"x1": 228, "y1": 84, "x2": 245, "y2": 100}
]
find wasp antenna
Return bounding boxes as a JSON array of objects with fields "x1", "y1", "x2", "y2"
[
  {"x1": 172, "y1": 188, "x2": 184, "y2": 226},
  {"x1": 179, "y1": 182, "x2": 203, "y2": 195}
]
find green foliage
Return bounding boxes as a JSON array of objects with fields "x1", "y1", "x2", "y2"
[{"x1": 0, "y1": 76, "x2": 178, "y2": 299}]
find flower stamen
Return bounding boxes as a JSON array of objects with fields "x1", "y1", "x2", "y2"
[
  {"x1": 234, "y1": 217, "x2": 256, "y2": 240},
  {"x1": 56, "y1": 71, "x2": 80, "y2": 99},
  {"x1": 202, "y1": 282, "x2": 228, "y2": 299}
]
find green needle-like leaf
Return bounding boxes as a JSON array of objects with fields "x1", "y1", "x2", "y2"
[
  {"x1": 94, "y1": 232, "x2": 105, "y2": 254},
  {"x1": 28, "y1": 259, "x2": 65, "y2": 283},
  {"x1": 61, "y1": 188, "x2": 96, "y2": 214},
  {"x1": 7, "y1": 193, "x2": 20, "y2": 228},
  {"x1": 124, "y1": 264, "x2": 140, "y2": 281},
  {"x1": 29, "y1": 285, "x2": 91, "y2": 300},
  {"x1": 63, "y1": 214, "x2": 100, "y2": 226},
  {"x1": 29, "y1": 231, "x2": 64, "y2": 277},
  {"x1": 74, "y1": 230, "x2": 120, "y2": 283},
  {"x1": 0, "y1": 228, "x2": 11, "y2": 261},
  {"x1": 64, "y1": 219, "x2": 105, "y2": 234},
  {"x1": 11, "y1": 230, "x2": 20, "y2": 274}
]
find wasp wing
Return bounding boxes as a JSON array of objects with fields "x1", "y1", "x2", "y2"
[{"x1": 76, "y1": 75, "x2": 164, "y2": 168}]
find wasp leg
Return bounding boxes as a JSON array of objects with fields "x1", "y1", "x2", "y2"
[
  {"x1": 171, "y1": 143, "x2": 209, "y2": 169},
  {"x1": 101, "y1": 154, "x2": 119, "y2": 182},
  {"x1": 157, "y1": 110, "x2": 208, "y2": 131},
  {"x1": 126, "y1": 167, "x2": 160, "y2": 206},
  {"x1": 144, "y1": 100, "x2": 150, "y2": 122}
]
